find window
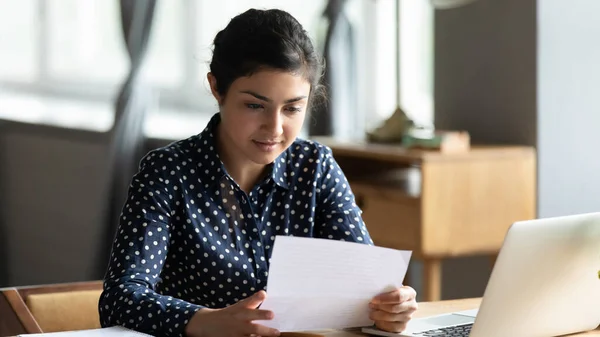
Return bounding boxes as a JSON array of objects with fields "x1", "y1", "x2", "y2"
[
  {"x1": 0, "y1": 0, "x2": 434, "y2": 136},
  {"x1": 46, "y1": 0, "x2": 128, "y2": 85},
  {"x1": 399, "y1": 0, "x2": 434, "y2": 127},
  {"x1": 0, "y1": 0, "x2": 127, "y2": 99},
  {"x1": 0, "y1": 0, "x2": 38, "y2": 82}
]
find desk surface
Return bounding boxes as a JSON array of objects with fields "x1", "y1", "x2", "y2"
[{"x1": 2, "y1": 294, "x2": 598, "y2": 336}]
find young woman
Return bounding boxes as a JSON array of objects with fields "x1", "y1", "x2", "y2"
[{"x1": 99, "y1": 8, "x2": 417, "y2": 337}]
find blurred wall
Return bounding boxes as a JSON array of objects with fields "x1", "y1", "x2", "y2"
[
  {"x1": 0, "y1": 123, "x2": 108, "y2": 286},
  {"x1": 0, "y1": 120, "x2": 178, "y2": 287},
  {"x1": 434, "y1": 0, "x2": 537, "y2": 146}
]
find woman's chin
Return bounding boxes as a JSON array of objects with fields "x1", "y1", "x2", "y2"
[
  {"x1": 249, "y1": 152, "x2": 282, "y2": 166},
  {"x1": 248, "y1": 141, "x2": 285, "y2": 164}
]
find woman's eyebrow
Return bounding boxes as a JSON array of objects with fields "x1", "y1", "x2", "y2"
[{"x1": 240, "y1": 90, "x2": 307, "y2": 104}]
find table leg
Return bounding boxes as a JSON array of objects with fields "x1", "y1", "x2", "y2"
[{"x1": 423, "y1": 259, "x2": 442, "y2": 302}]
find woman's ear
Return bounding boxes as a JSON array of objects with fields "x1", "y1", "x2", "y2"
[{"x1": 207, "y1": 72, "x2": 223, "y2": 105}]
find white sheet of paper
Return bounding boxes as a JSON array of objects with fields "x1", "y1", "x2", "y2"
[
  {"x1": 258, "y1": 236, "x2": 412, "y2": 331},
  {"x1": 19, "y1": 326, "x2": 153, "y2": 336}
]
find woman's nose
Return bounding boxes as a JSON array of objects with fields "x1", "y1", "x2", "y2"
[{"x1": 263, "y1": 111, "x2": 283, "y2": 136}]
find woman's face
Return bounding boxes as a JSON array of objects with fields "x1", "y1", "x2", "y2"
[{"x1": 208, "y1": 69, "x2": 310, "y2": 166}]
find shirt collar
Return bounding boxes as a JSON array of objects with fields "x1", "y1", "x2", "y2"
[
  {"x1": 271, "y1": 148, "x2": 289, "y2": 190},
  {"x1": 194, "y1": 113, "x2": 226, "y2": 186},
  {"x1": 197, "y1": 113, "x2": 289, "y2": 190}
]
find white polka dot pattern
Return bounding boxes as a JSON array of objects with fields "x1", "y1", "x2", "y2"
[{"x1": 98, "y1": 113, "x2": 373, "y2": 336}]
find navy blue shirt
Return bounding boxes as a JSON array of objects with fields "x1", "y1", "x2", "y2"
[{"x1": 99, "y1": 113, "x2": 373, "y2": 336}]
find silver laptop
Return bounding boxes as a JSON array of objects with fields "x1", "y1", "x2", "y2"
[{"x1": 362, "y1": 212, "x2": 600, "y2": 337}]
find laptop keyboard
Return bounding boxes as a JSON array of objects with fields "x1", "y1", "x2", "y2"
[{"x1": 413, "y1": 323, "x2": 473, "y2": 336}]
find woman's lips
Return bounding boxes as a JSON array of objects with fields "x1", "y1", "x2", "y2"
[{"x1": 253, "y1": 140, "x2": 281, "y2": 152}]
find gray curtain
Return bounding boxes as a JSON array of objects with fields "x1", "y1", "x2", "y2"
[
  {"x1": 309, "y1": 0, "x2": 357, "y2": 137},
  {"x1": 96, "y1": 0, "x2": 157, "y2": 278},
  {"x1": 0, "y1": 123, "x2": 8, "y2": 287},
  {"x1": 0, "y1": 207, "x2": 6, "y2": 286}
]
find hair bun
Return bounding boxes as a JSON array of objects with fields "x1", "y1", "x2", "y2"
[
  {"x1": 213, "y1": 30, "x2": 225, "y2": 47},
  {"x1": 208, "y1": 8, "x2": 325, "y2": 106}
]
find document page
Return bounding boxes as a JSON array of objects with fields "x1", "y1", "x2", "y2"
[
  {"x1": 19, "y1": 326, "x2": 153, "y2": 336},
  {"x1": 259, "y1": 236, "x2": 412, "y2": 331}
]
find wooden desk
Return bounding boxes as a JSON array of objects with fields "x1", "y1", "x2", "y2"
[
  {"x1": 315, "y1": 138, "x2": 537, "y2": 301},
  {"x1": 3, "y1": 288, "x2": 598, "y2": 336}
]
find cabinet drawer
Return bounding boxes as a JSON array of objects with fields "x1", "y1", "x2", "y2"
[{"x1": 351, "y1": 182, "x2": 421, "y2": 251}]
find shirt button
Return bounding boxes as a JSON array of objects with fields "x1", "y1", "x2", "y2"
[{"x1": 242, "y1": 198, "x2": 247, "y2": 204}]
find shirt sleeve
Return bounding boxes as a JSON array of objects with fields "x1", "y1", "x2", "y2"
[
  {"x1": 98, "y1": 149, "x2": 203, "y2": 337},
  {"x1": 314, "y1": 146, "x2": 374, "y2": 245}
]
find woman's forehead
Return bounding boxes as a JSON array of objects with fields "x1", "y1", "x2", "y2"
[{"x1": 231, "y1": 70, "x2": 311, "y2": 98}]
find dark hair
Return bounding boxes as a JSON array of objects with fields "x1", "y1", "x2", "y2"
[{"x1": 209, "y1": 8, "x2": 325, "y2": 107}]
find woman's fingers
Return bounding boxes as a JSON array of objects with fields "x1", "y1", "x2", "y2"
[
  {"x1": 248, "y1": 323, "x2": 281, "y2": 337},
  {"x1": 375, "y1": 320, "x2": 409, "y2": 333},
  {"x1": 370, "y1": 301, "x2": 418, "y2": 314},
  {"x1": 371, "y1": 286, "x2": 417, "y2": 304},
  {"x1": 237, "y1": 290, "x2": 268, "y2": 309},
  {"x1": 369, "y1": 308, "x2": 414, "y2": 323},
  {"x1": 236, "y1": 308, "x2": 275, "y2": 321}
]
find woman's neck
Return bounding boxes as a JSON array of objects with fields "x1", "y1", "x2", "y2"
[{"x1": 216, "y1": 124, "x2": 267, "y2": 194}]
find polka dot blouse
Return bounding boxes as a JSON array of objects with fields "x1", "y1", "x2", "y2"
[{"x1": 98, "y1": 113, "x2": 374, "y2": 336}]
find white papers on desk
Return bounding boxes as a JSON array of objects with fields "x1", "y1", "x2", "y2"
[
  {"x1": 258, "y1": 236, "x2": 412, "y2": 331},
  {"x1": 18, "y1": 326, "x2": 153, "y2": 336}
]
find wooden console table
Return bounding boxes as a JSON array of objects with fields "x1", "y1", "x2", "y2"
[{"x1": 315, "y1": 138, "x2": 536, "y2": 302}]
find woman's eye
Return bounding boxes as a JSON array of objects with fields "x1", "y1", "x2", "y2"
[
  {"x1": 285, "y1": 106, "x2": 302, "y2": 113},
  {"x1": 246, "y1": 103, "x2": 263, "y2": 110}
]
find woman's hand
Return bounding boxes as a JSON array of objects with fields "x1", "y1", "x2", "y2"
[
  {"x1": 185, "y1": 290, "x2": 280, "y2": 337},
  {"x1": 369, "y1": 286, "x2": 418, "y2": 333}
]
